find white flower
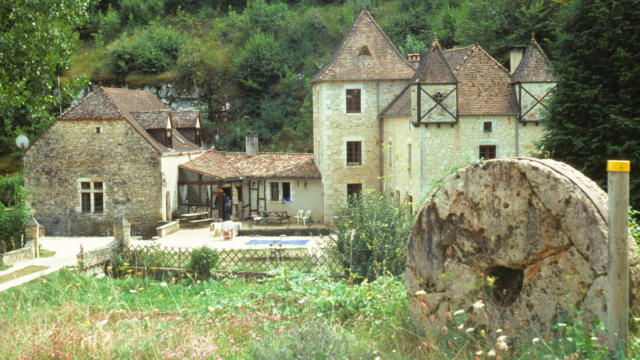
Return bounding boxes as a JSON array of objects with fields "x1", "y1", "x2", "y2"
[
  {"x1": 95, "y1": 273, "x2": 105, "y2": 279},
  {"x1": 487, "y1": 349, "x2": 496, "y2": 357},
  {"x1": 497, "y1": 340, "x2": 509, "y2": 351},
  {"x1": 415, "y1": 290, "x2": 427, "y2": 296},
  {"x1": 590, "y1": 336, "x2": 598, "y2": 341},
  {"x1": 472, "y1": 300, "x2": 485, "y2": 310},
  {"x1": 496, "y1": 328, "x2": 503, "y2": 334},
  {"x1": 475, "y1": 350, "x2": 483, "y2": 356},
  {"x1": 453, "y1": 309, "x2": 465, "y2": 316},
  {"x1": 129, "y1": 289, "x2": 137, "y2": 293},
  {"x1": 458, "y1": 323, "x2": 464, "y2": 330},
  {"x1": 532, "y1": 337, "x2": 540, "y2": 344},
  {"x1": 160, "y1": 282, "x2": 168, "y2": 287},
  {"x1": 497, "y1": 335, "x2": 507, "y2": 342},
  {"x1": 557, "y1": 322, "x2": 567, "y2": 327},
  {"x1": 466, "y1": 327, "x2": 475, "y2": 333}
]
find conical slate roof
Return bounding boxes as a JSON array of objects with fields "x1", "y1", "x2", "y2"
[
  {"x1": 412, "y1": 38, "x2": 457, "y2": 84},
  {"x1": 311, "y1": 10, "x2": 414, "y2": 83},
  {"x1": 512, "y1": 33, "x2": 556, "y2": 83}
]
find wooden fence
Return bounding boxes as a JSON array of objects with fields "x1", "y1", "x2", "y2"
[{"x1": 120, "y1": 244, "x2": 342, "y2": 275}]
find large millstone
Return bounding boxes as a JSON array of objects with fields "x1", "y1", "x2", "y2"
[{"x1": 405, "y1": 158, "x2": 640, "y2": 334}]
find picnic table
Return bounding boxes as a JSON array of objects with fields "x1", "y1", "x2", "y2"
[
  {"x1": 179, "y1": 211, "x2": 209, "y2": 223},
  {"x1": 252, "y1": 211, "x2": 290, "y2": 225}
]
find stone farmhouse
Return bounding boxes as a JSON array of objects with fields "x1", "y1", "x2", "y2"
[
  {"x1": 24, "y1": 89, "x2": 323, "y2": 235},
  {"x1": 311, "y1": 10, "x2": 556, "y2": 221}
]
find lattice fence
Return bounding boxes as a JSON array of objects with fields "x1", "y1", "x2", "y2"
[{"x1": 120, "y1": 244, "x2": 343, "y2": 275}]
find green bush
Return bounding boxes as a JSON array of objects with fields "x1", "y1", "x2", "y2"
[
  {"x1": 110, "y1": 25, "x2": 185, "y2": 75},
  {"x1": 0, "y1": 175, "x2": 32, "y2": 253},
  {"x1": 631, "y1": 208, "x2": 640, "y2": 244},
  {"x1": 189, "y1": 247, "x2": 219, "y2": 279},
  {"x1": 97, "y1": 5, "x2": 122, "y2": 43},
  {"x1": 329, "y1": 190, "x2": 413, "y2": 282},
  {"x1": 119, "y1": 0, "x2": 165, "y2": 27}
]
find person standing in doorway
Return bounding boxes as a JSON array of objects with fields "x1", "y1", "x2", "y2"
[{"x1": 223, "y1": 193, "x2": 231, "y2": 220}]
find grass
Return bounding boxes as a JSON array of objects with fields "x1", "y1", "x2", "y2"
[
  {"x1": 0, "y1": 265, "x2": 48, "y2": 284},
  {"x1": 2, "y1": 268, "x2": 640, "y2": 359},
  {"x1": 0, "y1": 263, "x2": 11, "y2": 271},
  {"x1": 39, "y1": 248, "x2": 56, "y2": 258}
]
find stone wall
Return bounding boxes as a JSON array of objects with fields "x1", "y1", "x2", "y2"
[
  {"x1": 1, "y1": 240, "x2": 36, "y2": 265},
  {"x1": 24, "y1": 119, "x2": 163, "y2": 236},
  {"x1": 262, "y1": 178, "x2": 324, "y2": 223},
  {"x1": 313, "y1": 80, "x2": 407, "y2": 223}
]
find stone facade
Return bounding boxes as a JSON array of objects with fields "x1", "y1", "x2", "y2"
[{"x1": 24, "y1": 119, "x2": 163, "y2": 236}]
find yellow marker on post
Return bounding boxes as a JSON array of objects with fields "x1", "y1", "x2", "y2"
[
  {"x1": 607, "y1": 159, "x2": 630, "y2": 359},
  {"x1": 607, "y1": 160, "x2": 630, "y2": 173}
]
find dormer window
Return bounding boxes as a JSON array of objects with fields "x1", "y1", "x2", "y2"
[
  {"x1": 166, "y1": 130, "x2": 172, "y2": 148},
  {"x1": 358, "y1": 45, "x2": 371, "y2": 56},
  {"x1": 358, "y1": 46, "x2": 371, "y2": 66}
]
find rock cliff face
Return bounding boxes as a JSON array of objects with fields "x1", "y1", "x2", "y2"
[
  {"x1": 405, "y1": 158, "x2": 640, "y2": 334},
  {"x1": 78, "y1": 84, "x2": 202, "y2": 109}
]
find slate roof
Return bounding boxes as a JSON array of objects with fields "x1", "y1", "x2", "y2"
[
  {"x1": 311, "y1": 10, "x2": 414, "y2": 83},
  {"x1": 412, "y1": 38, "x2": 457, "y2": 84},
  {"x1": 454, "y1": 45, "x2": 517, "y2": 115},
  {"x1": 512, "y1": 34, "x2": 556, "y2": 83},
  {"x1": 130, "y1": 110, "x2": 170, "y2": 130},
  {"x1": 170, "y1": 110, "x2": 200, "y2": 128},
  {"x1": 180, "y1": 151, "x2": 321, "y2": 180},
  {"x1": 381, "y1": 43, "x2": 521, "y2": 117},
  {"x1": 58, "y1": 87, "x2": 200, "y2": 153}
]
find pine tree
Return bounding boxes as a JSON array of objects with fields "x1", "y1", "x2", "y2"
[{"x1": 542, "y1": 0, "x2": 640, "y2": 209}]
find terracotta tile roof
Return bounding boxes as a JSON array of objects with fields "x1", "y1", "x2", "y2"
[
  {"x1": 171, "y1": 129, "x2": 201, "y2": 152},
  {"x1": 170, "y1": 110, "x2": 200, "y2": 128},
  {"x1": 412, "y1": 39, "x2": 457, "y2": 84},
  {"x1": 58, "y1": 87, "x2": 202, "y2": 153},
  {"x1": 311, "y1": 10, "x2": 414, "y2": 83},
  {"x1": 455, "y1": 45, "x2": 517, "y2": 115},
  {"x1": 130, "y1": 110, "x2": 170, "y2": 130},
  {"x1": 380, "y1": 85, "x2": 411, "y2": 117},
  {"x1": 512, "y1": 34, "x2": 556, "y2": 83},
  {"x1": 179, "y1": 151, "x2": 321, "y2": 180},
  {"x1": 442, "y1": 46, "x2": 475, "y2": 72}
]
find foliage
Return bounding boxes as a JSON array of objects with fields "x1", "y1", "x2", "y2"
[
  {"x1": 188, "y1": 247, "x2": 219, "y2": 279},
  {"x1": 329, "y1": 190, "x2": 413, "y2": 282},
  {"x1": 542, "y1": 0, "x2": 640, "y2": 210},
  {"x1": 118, "y1": 0, "x2": 166, "y2": 27},
  {"x1": 0, "y1": 176, "x2": 32, "y2": 252},
  {"x1": 631, "y1": 208, "x2": 640, "y2": 244},
  {"x1": 110, "y1": 24, "x2": 186, "y2": 75},
  {"x1": 0, "y1": 0, "x2": 90, "y2": 155},
  {"x1": 249, "y1": 322, "x2": 370, "y2": 360}
]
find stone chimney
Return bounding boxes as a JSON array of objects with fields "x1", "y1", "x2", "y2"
[
  {"x1": 245, "y1": 131, "x2": 258, "y2": 157},
  {"x1": 510, "y1": 46, "x2": 526, "y2": 74},
  {"x1": 407, "y1": 53, "x2": 421, "y2": 62}
]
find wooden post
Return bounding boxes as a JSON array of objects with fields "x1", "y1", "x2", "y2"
[{"x1": 607, "y1": 160, "x2": 630, "y2": 358}]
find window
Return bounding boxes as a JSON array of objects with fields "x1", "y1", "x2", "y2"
[
  {"x1": 347, "y1": 183, "x2": 362, "y2": 198},
  {"x1": 282, "y1": 182, "x2": 291, "y2": 201},
  {"x1": 270, "y1": 182, "x2": 279, "y2": 201},
  {"x1": 166, "y1": 130, "x2": 172, "y2": 148},
  {"x1": 346, "y1": 89, "x2": 361, "y2": 113},
  {"x1": 96, "y1": 127, "x2": 101, "y2": 134},
  {"x1": 479, "y1": 145, "x2": 497, "y2": 160},
  {"x1": 483, "y1": 121, "x2": 492, "y2": 133},
  {"x1": 346, "y1": 141, "x2": 362, "y2": 165},
  {"x1": 408, "y1": 144, "x2": 412, "y2": 178},
  {"x1": 236, "y1": 186, "x2": 243, "y2": 202},
  {"x1": 80, "y1": 180, "x2": 104, "y2": 213}
]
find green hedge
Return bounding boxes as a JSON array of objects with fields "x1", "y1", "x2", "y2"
[{"x1": 0, "y1": 174, "x2": 32, "y2": 252}]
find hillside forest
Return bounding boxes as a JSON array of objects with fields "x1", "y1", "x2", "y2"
[{"x1": 1, "y1": 0, "x2": 639, "y2": 208}]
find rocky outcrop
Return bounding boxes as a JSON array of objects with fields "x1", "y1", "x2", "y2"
[{"x1": 405, "y1": 158, "x2": 640, "y2": 334}]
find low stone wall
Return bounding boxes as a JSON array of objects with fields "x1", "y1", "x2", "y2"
[
  {"x1": 156, "y1": 221, "x2": 180, "y2": 238},
  {"x1": 1, "y1": 240, "x2": 36, "y2": 265},
  {"x1": 77, "y1": 240, "x2": 121, "y2": 275}
]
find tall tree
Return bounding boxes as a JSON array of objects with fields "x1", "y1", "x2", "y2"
[
  {"x1": 0, "y1": 0, "x2": 90, "y2": 156},
  {"x1": 542, "y1": 0, "x2": 640, "y2": 209}
]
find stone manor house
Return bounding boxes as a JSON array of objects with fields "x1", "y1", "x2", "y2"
[
  {"x1": 24, "y1": 9, "x2": 555, "y2": 235},
  {"x1": 312, "y1": 10, "x2": 556, "y2": 220}
]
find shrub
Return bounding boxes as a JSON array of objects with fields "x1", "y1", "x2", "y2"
[
  {"x1": 0, "y1": 175, "x2": 32, "y2": 253},
  {"x1": 189, "y1": 247, "x2": 219, "y2": 279},
  {"x1": 118, "y1": 0, "x2": 165, "y2": 27},
  {"x1": 97, "y1": 5, "x2": 121, "y2": 43},
  {"x1": 329, "y1": 190, "x2": 413, "y2": 282},
  {"x1": 631, "y1": 208, "x2": 640, "y2": 244},
  {"x1": 110, "y1": 25, "x2": 185, "y2": 76}
]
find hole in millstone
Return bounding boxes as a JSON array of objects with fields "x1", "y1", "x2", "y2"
[{"x1": 485, "y1": 266, "x2": 524, "y2": 307}]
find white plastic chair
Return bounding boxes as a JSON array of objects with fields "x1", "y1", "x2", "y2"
[
  {"x1": 301, "y1": 210, "x2": 311, "y2": 225},
  {"x1": 293, "y1": 209, "x2": 304, "y2": 224}
]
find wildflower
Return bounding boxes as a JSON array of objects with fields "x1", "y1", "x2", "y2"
[
  {"x1": 472, "y1": 300, "x2": 485, "y2": 310},
  {"x1": 129, "y1": 289, "x2": 137, "y2": 294},
  {"x1": 557, "y1": 322, "x2": 567, "y2": 327},
  {"x1": 453, "y1": 309, "x2": 465, "y2": 316},
  {"x1": 486, "y1": 276, "x2": 496, "y2": 287},
  {"x1": 487, "y1": 349, "x2": 496, "y2": 357},
  {"x1": 475, "y1": 350, "x2": 483, "y2": 356},
  {"x1": 415, "y1": 290, "x2": 427, "y2": 296},
  {"x1": 532, "y1": 337, "x2": 540, "y2": 344},
  {"x1": 497, "y1": 340, "x2": 509, "y2": 351},
  {"x1": 495, "y1": 328, "x2": 503, "y2": 334},
  {"x1": 160, "y1": 282, "x2": 168, "y2": 287},
  {"x1": 458, "y1": 323, "x2": 464, "y2": 330},
  {"x1": 466, "y1": 327, "x2": 475, "y2": 333},
  {"x1": 95, "y1": 273, "x2": 105, "y2": 279},
  {"x1": 497, "y1": 335, "x2": 507, "y2": 343}
]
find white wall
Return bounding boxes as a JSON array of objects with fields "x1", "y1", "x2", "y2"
[{"x1": 160, "y1": 150, "x2": 204, "y2": 221}]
